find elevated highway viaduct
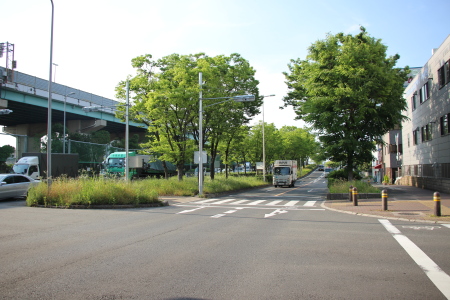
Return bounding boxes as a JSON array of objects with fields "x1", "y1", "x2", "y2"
[{"x1": 0, "y1": 66, "x2": 147, "y2": 158}]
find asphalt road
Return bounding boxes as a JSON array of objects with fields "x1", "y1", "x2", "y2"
[{"x1": 1, "y1": 171, "x2": 449, "y2": 299}]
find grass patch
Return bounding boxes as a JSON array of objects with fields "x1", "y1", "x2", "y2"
[
  {"x1": 27, "y1": 177, "x2": 159, "y2": 207},
  {"x1": 328, "y1": 180, "x2": 380, "y2": 194},
  {"x1": 26, "y1": 175, "x2": 267, "y2": 207}
]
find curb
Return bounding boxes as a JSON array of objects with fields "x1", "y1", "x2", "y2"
[{"x1": 320, "y1": 200, "x2": 450, "y2": 224}]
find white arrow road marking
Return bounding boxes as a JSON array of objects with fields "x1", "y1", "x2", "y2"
[
  {"x1": 264, "y1": 209, "x2": 288, "y2": 218},
  {"x1": 379, "y1": 219, "x2": 450, "y2": 299},
  {"x1": 177, "y1": 207, "x2": 205, "y2": 214},
  {"x1": 308, "y1": 189, "x2": 314, "y2": 193},
  {"x1": 443, "y1": 224, "x2": 450, "y2": 229}
]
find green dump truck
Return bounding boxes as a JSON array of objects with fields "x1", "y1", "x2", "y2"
[{"x1": 103, "y1": 152, "x2": 176, "y2": 179}]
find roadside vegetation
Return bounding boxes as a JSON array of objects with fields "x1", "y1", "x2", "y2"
[
  {"x1": 325, "y1": 168, "x2": 380, "y2": 193},
  {"x1": 26, "y1": 175, "x2": 268, "y2": 207},
  {"x1": 328, "y1": 179, "x2": 380, "y2": 194}
]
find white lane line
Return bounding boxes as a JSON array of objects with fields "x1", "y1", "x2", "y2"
[
  {"x1": 246, "y1": 200, "x2": 266, "y2": 205},
  {"x1": 379, "y1": 219, "x2": 450, "y2": 299},
  {"x1": 212, "y1": 199, "x2": 236, "y2": 204},
  {"x1": 266, "y1": 200, "x2": 283, "y2": 206},
  {"x1": 284, "y1": 201, "x2": 299, "y2": 207},
  {"x1": 224, "y1": 210, "x2": 237, "y2": 214},
  {"x1": 195, "y1": 199, "x2": 219, "y2": 204},
  {"x1": 443, "y1": 224, "x2": 450, "y2": 229},
  {"x1": 304, "y1": 201, "x2": 316, "y2": 207},
  {"x1": 231, "y1": 200, "x2": 250, "y2": 205}
]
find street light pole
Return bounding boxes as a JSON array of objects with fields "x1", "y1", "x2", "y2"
[
  {"x1": 52, "y1": 63, "x2": 58, "y2": 82},
  {"x1": 198, "y1": 72, "x2": 204, "y2": 195},
  {"x1": 262, "y1": 100, "x2": 265, "y2": 181},
  {"x1": 63, "y1": 92, "x2": 75, "y2": 153},
  {"x1": 125, "y1": 81, "x2": 130, "y2": 181},
  {"x1": 47, "y1": 0, "x2": 54, "y2": 185},
  {"x1": 261, "y1": 95, "x2": 275, "y2": 182}
]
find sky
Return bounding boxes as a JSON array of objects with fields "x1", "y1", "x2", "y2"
[{"x1": 1, "y1": 0, "x2": 449, "y2": 147}]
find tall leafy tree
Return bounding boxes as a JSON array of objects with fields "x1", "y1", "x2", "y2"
[
  {"x1": 218, "y1": 125, "x2": 248, "y2": 178},
  {"x1": 193, "y1": 54, "x2": 260, "y2": 179},
  {"x1": 283, "y1": 27, "x2": 408, "y2": 180},
  {"x1": 279, "y1": 126, "x2": 318, "y2": 166},
  {"x1": 119, "y1": 53, "x2": 260, "y2": 181}
]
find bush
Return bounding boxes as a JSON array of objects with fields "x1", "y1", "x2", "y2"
[
  {"x1": 26, "y1": 175, "x2": 268, "y2": 207},
  {"x1": 328, "y1": 179, "x2": 380, "y2": 193},
  {"x1": 27, "y1": 177, "x2": 160, "y2": 207},
  {"x1": 326, "y1": 169, "x2": 362, "y2": 187}
]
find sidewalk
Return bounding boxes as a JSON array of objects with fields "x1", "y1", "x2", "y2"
[{"x1": 322, "y1": 184, "x2": 450, "y2": 223}]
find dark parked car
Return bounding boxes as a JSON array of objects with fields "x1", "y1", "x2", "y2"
[
  {"x1": 317, "y1": 165, "x2": 324, "y2": 171},
  {"x1": 0, "y1": 174, "x2": 38, "y2": 200}
]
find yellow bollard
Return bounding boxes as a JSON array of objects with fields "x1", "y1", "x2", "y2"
[
  {"x1": 349, "y1": 185, "x2": 353, "y2": 202},
  {"x1": 352, "y1": 187, "x2": 358, "y2": 206},
  {"x1": 434, "y1": 192, "x2": 441, "y2": 217},
  {"x1": 382, "y1": 190, "x2": 388, "y2": 211}
]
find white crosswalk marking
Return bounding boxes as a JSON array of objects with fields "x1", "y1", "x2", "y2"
[
  {"x1": 191, "y1": 199, "x2": 321, "y2": 207},
  {"x1": 266, "y1": 200, "x2": 283, "y2": 205},
  {"x1": 231, "y1": 200, "x2": 250, "y2": 204},
  {"x1": 246, "y1": 200, "x2": 266, "y2": 205},
  {"x1": 195, "y1": 199, "x2": 219, "y2": 204},
  {"x1": 212, "y1": 199, "x2": 236, "y2": 204}
]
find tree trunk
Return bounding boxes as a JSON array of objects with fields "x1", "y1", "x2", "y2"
[
  {"x1": 162, "y1": 160, "x2": 169, "y2": 179},
  {"x1": 177, "y1": 163, "x2": 184, "y2": 181},
  {"x1": 347, "y1": 154, "x2": 354, "y2": 181}
]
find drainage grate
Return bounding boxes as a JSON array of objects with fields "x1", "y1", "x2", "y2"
[{"x1": 397, "y1": 212, "x2": 420, "y2": 215}]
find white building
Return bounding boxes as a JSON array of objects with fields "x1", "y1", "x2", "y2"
[{"x1": 398, "y1": 34, "x2": 450, "y2": 192}]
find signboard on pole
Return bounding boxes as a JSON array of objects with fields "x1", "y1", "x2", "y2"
[
  {"x1": 194, "y1": 151, "x2": 207, "y2": 164},
  {"x1": 256, "y1": 162, "x2": 263, "y2": 170}
]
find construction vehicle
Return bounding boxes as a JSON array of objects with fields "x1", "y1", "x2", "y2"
[{"x1": 103, "y1": 151, "x2": 176, "y2": 179}]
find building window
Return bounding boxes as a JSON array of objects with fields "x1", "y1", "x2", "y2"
[
  {"x1": 411, "y1": 93, "x2": 417, "y2": 111},
  {"x1": 421, "y1": 123, "x2": 433, "y2": 142},
  {"x1": 413, "y1": 129, "x2": 419, "y2": 145},
  {"x1": 419, "y1": 81, "x2": 430, "y2": 104},
  {"x1": 438, "y1": 60, "x2": 450, "y2": 89},
  {"x1": 441, "y1": 113, "x2": 449, "y2": 136}
]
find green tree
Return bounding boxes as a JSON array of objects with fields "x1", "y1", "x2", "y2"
[
  {"x1": 198, "y1": 54, "x2": 260, "y2": 179},
  {"x1": 0, "y1": 145, "x2": 14, "y2": 162},
  {"x1": 217, "y1": 125, "x2": 248, "y2": 178},
  {"x1": 245, "y1": 122, "x2": 281, "y2": 173},
  {"x1": 0, "y1": 145, "x2": 14, "y2": 173},
  {"x1": 279, "y1": 126, "x2": 318, "y2": 166},
  {"x1": 119, "y1": 53, "x2": 260, "y2": 181},
  {"x1": 283, "y1": 27, "x2": 408, "y2": 180}
]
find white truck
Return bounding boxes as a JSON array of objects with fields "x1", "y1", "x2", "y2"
[
  {"x1": 12, "y1": 153, "x2": 79, "y2": 180},
  {"x1": 273, "y1": 160, "x2": 297, "y2": 188}
]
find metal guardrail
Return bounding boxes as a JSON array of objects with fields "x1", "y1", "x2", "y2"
[{"x1": 0, "y1": 66, "x2": 119, "y2": 109}]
